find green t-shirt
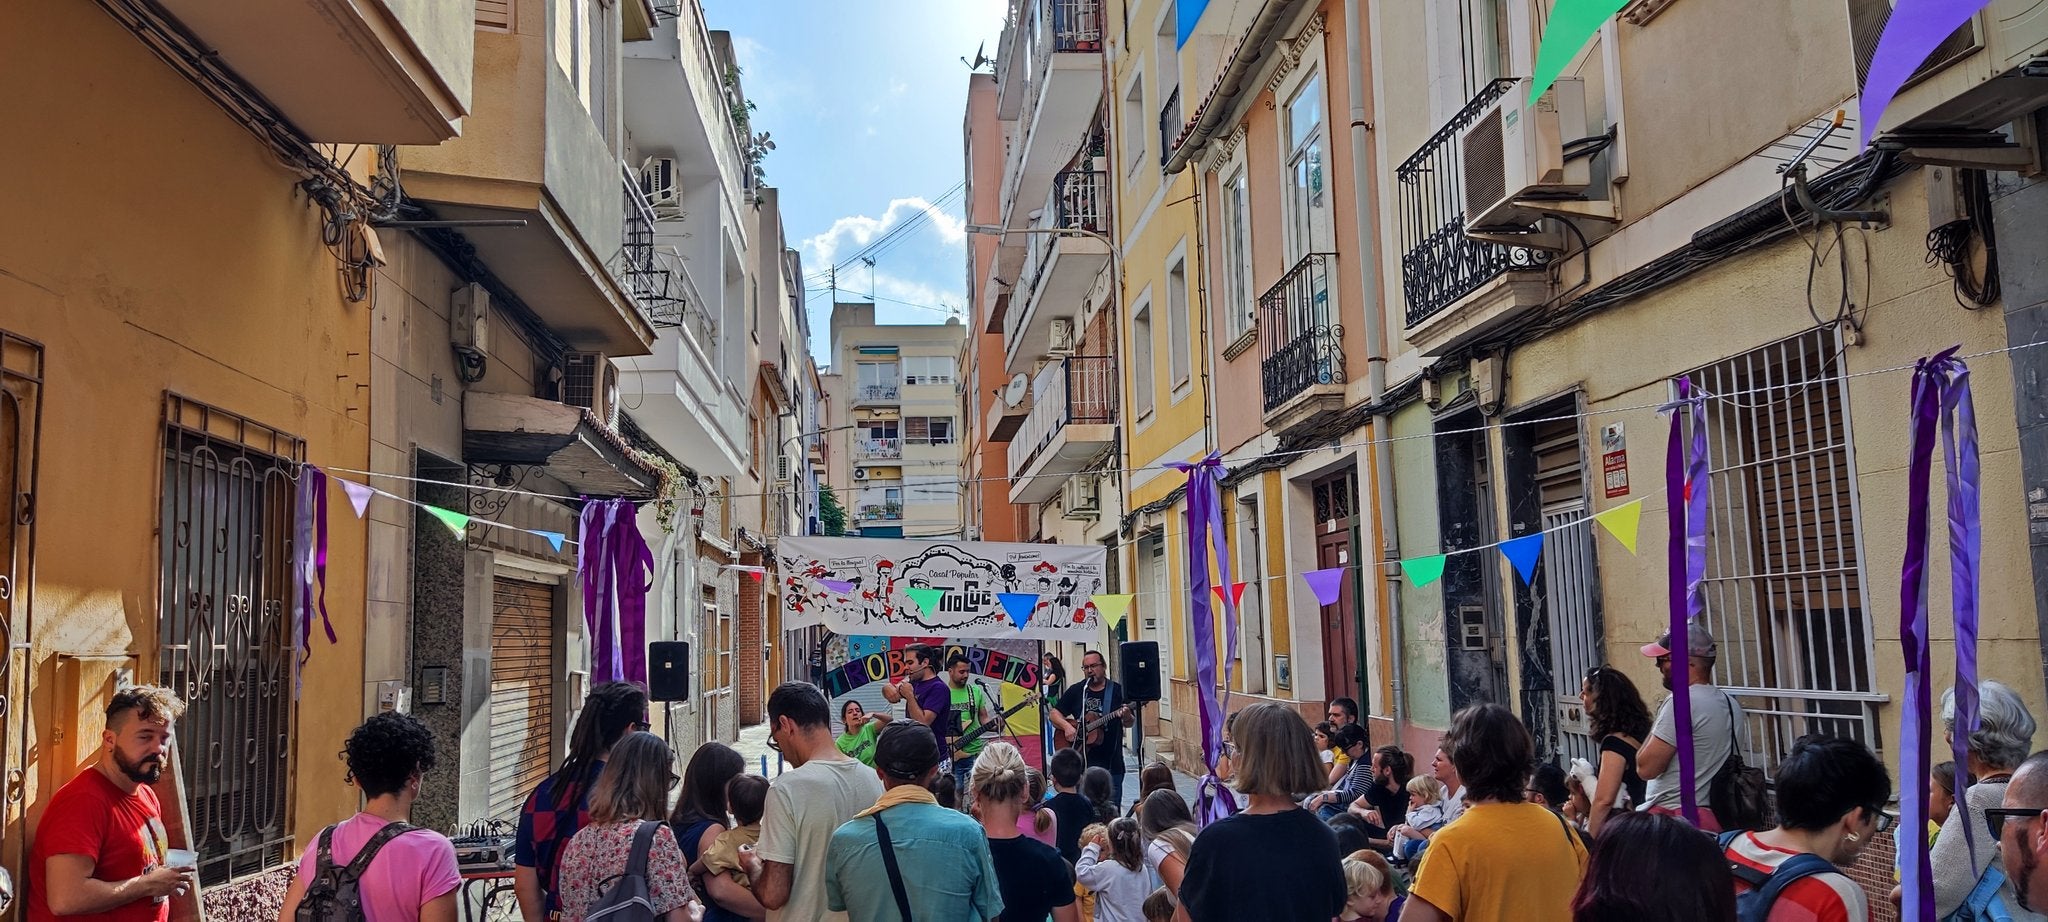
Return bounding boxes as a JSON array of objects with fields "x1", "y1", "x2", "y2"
[
  {"x1": 950, "y1": 683, "x2": 989, "y2": 756},
  {"x1": 836, "y1": 721, "x2": 881, "y2": 766}
]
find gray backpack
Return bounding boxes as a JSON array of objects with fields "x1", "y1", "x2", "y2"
[
  {"x1": 296, "y1": 822, "x2": 418, "y2": 922},
  {"x1": 586, "y1": 821, "x2": 663, "y2": 922}
]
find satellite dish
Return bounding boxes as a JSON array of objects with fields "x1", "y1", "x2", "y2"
[{"x1": 1003, "y1": 373, "x2": 1030, "y2": 408}]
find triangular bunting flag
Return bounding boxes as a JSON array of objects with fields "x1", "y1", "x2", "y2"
[
  {"x1": 818, "y1": 578, "x2": 855, "y2": 594},
  {"x1": 1400, "y1": 555, "x2": 1447, "y2": 588},
  {"x1": 1528, "y1": 0, "x2": 1629, "y2": 105},
  {"x1": 1500, "y1": 534, "x2": 1545, "y2": 584},
  {"x1": 1302, "y1": 567, "x2": 1346, "y2": 606},
  {"x1": 905, "y1": 587, "x2": 944, "y2": 618},
  {"x1": 536, "y1": 530, "x2": 566, "y2": 553},
  {"x1": 997, "y1": 593, "x2": 1039, "y2": 630},
  {"x1": 425, "y1": 505, "x2": 469, "y2": 535},
  {"x1": 1593, "y1": 499, "x2": 1643, "y2": 554},
  {"x1": 1092, "y1": 594, "x2": 1133, "y2": 629},
  {"x1": 339, "y1": 479, "x2": 374, "y2": 519},
  {"x1": 1211, "y1": 582, "x2": 1248, "y2": 608}
]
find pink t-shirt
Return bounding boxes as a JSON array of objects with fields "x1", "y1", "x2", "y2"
[
  {"x1": 1017, "y1": 807, "x2": 1059, "y2": 848},
  {"x1": 295, "y1": 814, "x2": 462, "y2": 922}
]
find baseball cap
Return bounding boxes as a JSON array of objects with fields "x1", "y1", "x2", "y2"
[
  {"x1": 873, "y1": 721, "x2": 941, "y2": 781},
  {"x1": 1641, "y1": 621, "x2": 1718, "y2": 660}
]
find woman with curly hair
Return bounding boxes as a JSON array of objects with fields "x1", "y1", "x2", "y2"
[
  {"x1": 279, "y1": 712, "x2": 462, "y2": 922},
  {"x1": 1580, "y1": 666, "x2": 1652, "y2": 836}
]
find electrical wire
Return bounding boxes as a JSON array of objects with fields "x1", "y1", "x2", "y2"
[{"x1": 1925, "y1": 168, "x2": 2002, "y2": 310}]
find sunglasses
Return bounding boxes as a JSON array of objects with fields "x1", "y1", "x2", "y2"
[
  {"x1": 1987, "y1": 808, "x2": 2046, "y2": 838},
  {"x1": 1865, "y1": 807, "x2": 1898, "y2": 835}
]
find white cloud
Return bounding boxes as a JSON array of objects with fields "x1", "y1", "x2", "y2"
[
  {"x1": 888, "y1": 77, "x2": 910, "y2": 96},
  {"x1": 799, "y1": 197, "x2": 967, "y2": 267}
]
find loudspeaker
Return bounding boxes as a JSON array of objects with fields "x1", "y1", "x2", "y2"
[
  {"x1": 1120, "y1": 641, "x2": 1161, "y2": 702},
  {"x1": 648, "y1": 641, "x2": 691, "y2": 701}
]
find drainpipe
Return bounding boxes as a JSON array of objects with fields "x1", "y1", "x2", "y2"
[{"x1": 1343, "y1": 0, "x2": 1406, "y2": 745}]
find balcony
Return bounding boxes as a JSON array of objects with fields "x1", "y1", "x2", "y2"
[
  {"x1": 857, "y1": 502, "x2": 904, "y2": 522},
  {"x1": 152, "y1": 0, "x2": 470, "y2": 143},
  {"x1": 1396, "y1": 79, "x2": 1554, "y2": 355},
  {"x1": 996, "y1": 0, "x2": 1105, "y2": 232},
  {"x1": 1259, "y1": 253, "x2": 1346, "y2": 432},
  {"x1": 854, "y1": 384, "x2": 901, "y2": 404},
  {"x1": 1158, "y1": 86, "x2": 1183, "y2": 167},
  {"x1": 855, "y1": 438, "x2": 903, "y2": 461},
  {"x1": 619, "y1": 167, "x2": 690, "y2": 329},
  {"x1": 1004, "y1": 171, "x2": 1111, "y2": 372},
  {"x1": 399, "y1": 23, "x2": 653, "y2": 357},
  {"x1": 1008, "y1": 355, "x2": 1117, "y2": 504},
  {"x1": 615, "y1": 253, "x2": 745, "y2": 479}
]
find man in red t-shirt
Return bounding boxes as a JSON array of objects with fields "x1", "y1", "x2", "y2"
[{"x1": 30, "y1": 685, "x2": 192, "y2": 922}]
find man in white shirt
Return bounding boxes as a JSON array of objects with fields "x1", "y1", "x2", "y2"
[
  {"x1": 742, "y1": 682, "x2": 885, "y2": 922},
  {"x1": 1634, "y1": 621, "x2": 1747, "y2": 833}
]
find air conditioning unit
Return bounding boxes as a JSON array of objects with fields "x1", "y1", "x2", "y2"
[
  {"x1": 1459, "y1": 78, "x2": 1590, "y2": 230},
  {"x1": 1047, "y1": 318, "x2": 1076, "y2": 355},
  {"x1": 1060, "y1": 475, "x2": 1100, "y2": 520},
  {"x1": 1860, "y1": 0, "x2": 2048, "y2": 152},
  {"x1": 775, "y1": 453, "x2": 793, "y2": 482},
  {"x1": 853, "y1": 468, "x2": 869, "y2": 481},
  {"x1": 562, "y1": 351, "x2": 619, "y2": 428},
  {"x1": 640, "y1": 157, "x2": 679, "y2": 207}
]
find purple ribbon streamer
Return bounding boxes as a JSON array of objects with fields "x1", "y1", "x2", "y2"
[
  {"x1": 1898, "y1": 347, "x2": 1981, "y2": 919},
  {"x1": 291, "y1": 467, "x2": 337, "y2": 697},
  {"x1": 1661, "y1": 379, "x2": 1709, "y2": 826},
  {"x1": 580, "y1": 499, "x2": 653, "y2": 686},
  {"x1": 1167, "y1": 452, "x2": 1240, "y2": 825}
]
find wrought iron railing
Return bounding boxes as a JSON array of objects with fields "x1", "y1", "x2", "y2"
[
  {"x1": 621, "y1": 167, "x2": 685, "y2": 328},
  {"x1": 858, "y1": 502, "x2": 904, "y2": 521},
  {"x1": 1010, "y1": 355, "x2": 1118, "y2": 474},
  {"x1": 1049, "y1": 0, "x2": 1103, "y2": 52},
  {"x1": 1395, "y1": 79, "x2": 1553, "y2": 327},
  {"x1": 1158, "y1": 86, "x2": 1182, "y2": 166},
  {"x1": 855, "y1": 384, "x2": 900, "y2": 403},
  {"x1": 1053, "y1": 170, "x2": 1107, "y2": 232},
  {"x1": 855, "y1": 438, "x2": 902, "y2": 461},
  {"x1": 1258, "y1": 253, "x2": 1343, "y2": 413}
]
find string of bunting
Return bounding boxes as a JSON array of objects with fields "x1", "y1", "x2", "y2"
[{"x1": 320, "y1": 466, "x2": 573, "y2": 550}]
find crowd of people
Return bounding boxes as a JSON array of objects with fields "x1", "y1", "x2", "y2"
[{"x1": 37, "y1": 627, "x2": 2048, "y2": 922}]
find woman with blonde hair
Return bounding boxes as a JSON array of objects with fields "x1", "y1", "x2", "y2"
[
  {"x1": 973, "y1": 742, "x2": 1080, "y2": 922},
  {"x1": 553, "y1": 732, "x2": 704, "y2": 922},
  {"x1": 1174, "y1": 702, "x2": 1345, "y2": 921}
]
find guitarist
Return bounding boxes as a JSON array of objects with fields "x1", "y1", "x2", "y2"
[
  {"x1": 942, "y1": 654, "x2": 998, "y2": 810},
  {"x1": 1050, "y1": 650, "x2": 1134, "y2": 809}
]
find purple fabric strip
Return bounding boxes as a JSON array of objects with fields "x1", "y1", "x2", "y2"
[
  {"x1": 613, "y1": 502, "x2": 653, "y2": 685},
  {"x1": 1859, "y1": 0, "x2": 1996, "y2": 148},
  {"x1": 579, "y1": 498, "x2": 652, "y2": 686},
  {"x1": 315, "y1": 468, "x2": 335, "y2": 645},
  {"x1": 1941, "y1": 352, "x2": 1984, "y2": 865},
  {"x1": 1899, "y1": 353, "x2": 1943, "y2": 920},
  {"x1": 1662, "y1": 379, "x2": 1699, "y2": 826},
  {"x1": 1167, "y1": 453, "x2": 1240, "y2": 825}
]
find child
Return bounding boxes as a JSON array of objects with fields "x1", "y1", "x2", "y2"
[
  {"x1": 699, "y1": 774, "x2": 768, "y2": 890},
  {"x1": 1339, "y1": 857, "x2": 1397, "y2": 921},
  {"x1": 1020, "y1": 767, "x2": 1058, "y2": 846},
  {"x1": 1082, "y1": 766, "x2": 1120, "y2": 824},
  {"x1": 1387, "y1": 775, "x2": 1448, "y2": 863},
  {"x1": 1141, "y1": 887, "x2": 1175, "y2": 922},
  {"x1": 1076, "y1": 817, "x2": 1156, "y2": 922},
  {"x1": 931, "y1": 772, "x2": 959, "y2": 811}
]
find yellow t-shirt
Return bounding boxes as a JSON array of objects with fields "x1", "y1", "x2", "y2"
[
  {"x1": 1333, "y1": 749, "x2": 1351, "y2": 770},
  {"x1": 1408, "y1": 802, "x2": 1588, "y2": 922}
]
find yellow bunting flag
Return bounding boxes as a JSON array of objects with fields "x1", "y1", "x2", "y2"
[
  {"x1": 1594, "y1": 499, "x2": 1643, "y2": 554},
  {"x1": 425, "y1": 505, "x2": 470, "y2": 535},
  {"x1": 1092, "y1": 594, "x2": 1134, "y2": 629}
]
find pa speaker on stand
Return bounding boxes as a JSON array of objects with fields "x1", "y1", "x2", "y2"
[
  {"x1": 1119, "y1": 640, "x2": 1161, "y2": 702},
  {"x1": 649, "y1": 641, "x2": 691, "y2": 702}
]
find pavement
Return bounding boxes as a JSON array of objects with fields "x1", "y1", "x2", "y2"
[{"x1": 729, "y1": 721, "x2": 1204, "y2": 807}]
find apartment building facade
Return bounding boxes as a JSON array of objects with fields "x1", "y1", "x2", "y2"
[{"x1": 824, "y1": 304, "x2": 969, "y2": 540}]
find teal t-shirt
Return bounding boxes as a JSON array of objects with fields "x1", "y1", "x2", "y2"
[{"x1": 826, "y1": 801, "x2": 1003, "y2": 920}]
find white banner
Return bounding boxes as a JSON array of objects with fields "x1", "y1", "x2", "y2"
[{"x1": 777, "y1": 536, "x2": 1108, "y2": 640}]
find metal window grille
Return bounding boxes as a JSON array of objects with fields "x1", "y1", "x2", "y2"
[
  {"x1": 0, "y1": 332, "x2": 42, "y2": 889},
  {"x1": 157, "y1": 395, "x2": 302, "y2": 884},
  {"x1": 1530, "y1": 416, "x2": 1603, "y2": 768},
  {"x1": 1692, "y1": 329, "x2": 1880, "y2": 773}
]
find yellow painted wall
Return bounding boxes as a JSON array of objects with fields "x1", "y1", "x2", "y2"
[{"x1": 0, "y1": 0, "x2": 371, "y2": 870}]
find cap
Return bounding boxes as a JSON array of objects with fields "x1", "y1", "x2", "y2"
[
  {"x1": 1642, "y1": 621, "x2": 1718, "y2": 660},
  {"x1": 873, "y1": 721, "x2": 941, "y2": 781}
]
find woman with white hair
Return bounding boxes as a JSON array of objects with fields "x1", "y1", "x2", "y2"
[{"x1": 1929, "y1": 680, "x2": 2041, "y2": 918}]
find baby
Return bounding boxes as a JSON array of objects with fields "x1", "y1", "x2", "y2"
[
  {"x1": 700, "y1": 774, "x2": 770, "y2": 890},
  {"x1": 1388, "y1": 775, "x2": 1448, "y2": 862}
]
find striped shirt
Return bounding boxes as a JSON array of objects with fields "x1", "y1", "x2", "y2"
[{"x1": 1724, "y1": 831, "x2": 1868, "y2": 922}]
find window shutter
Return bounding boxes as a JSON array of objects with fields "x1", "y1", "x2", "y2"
[
  {"x1": 904, "y1": 417, "x2": 930, "y2": 442},
  {"x1": 478, "y1": 0, "x2": 513, "y2": 32}
]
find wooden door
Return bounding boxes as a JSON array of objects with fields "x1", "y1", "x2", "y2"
[{"x1": 1312, "y1": 472, "x2": 1361, "y2": 706}]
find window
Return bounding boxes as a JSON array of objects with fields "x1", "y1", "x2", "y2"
[
  {"x1": 1131, "y1": 301, "x2": 1156, "y2": 418},
  {"x1": 157, "y1": 395, "x2": 301, "y2": 884},
  {"x1": 1466, "y1": 0, "x2": 1513, "y2": 92},
  {"x1": 1167, "y1": 257, "x2": 1191, "y2": 389},
  {"x1": 477, "y1": 0, "x2": 513, "y2": 31},
  {"x1": 1693, "y1": 329, "x2": 1877, "y2": 774},
  {"x1": 903, "y1": 356, "x2": 955, "y2": 385},
  {"x1": 1122, "y1": 75, "x2": 1146, "y2": 174},
  {"x1": 860, "y1": 420, "x2": 899, "y2": 442},
  {"x1": 857, "y1": 362, "x2": 899, "y2": 387},
  {"x1": 1284, "y1": 73, "x2": 1331, "y2": 257},
  {"x1": 904, "y1": 416, "x2": 956, "y2": 445},
  {"x1": 1221, "y1": 168, "x2": 1254, "y2": 341}
]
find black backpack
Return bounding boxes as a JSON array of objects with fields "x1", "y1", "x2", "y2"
[
  {"x1": 586, "y1": 821, "x2": 663, "y2": 922},
  {"x1": 296, "y1": 822, "x2": 418, "y2": 922}
]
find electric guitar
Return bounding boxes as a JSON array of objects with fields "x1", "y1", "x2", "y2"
[
  {"x1": 1054, "y1": 700, "x2": 1140, "y2": 750},
  {"x1": 947, "y1": 691, "x2": 1043, "y2": 759}
]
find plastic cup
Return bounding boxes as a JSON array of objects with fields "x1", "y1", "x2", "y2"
[{"x1": 164, "y1": 849, "x2": 198, "y2": 870}]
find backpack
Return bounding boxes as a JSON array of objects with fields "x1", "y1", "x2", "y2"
[
  {"x1": 1943, "y1": 861, "x2": 2019, "y2": 922},
  {"x1": 1717, "y1": 830, "x2": 1839, "y2": 922},
  {"x1": 1709, "y1": 694, "x2": 1771, "y2": 832},
  {"x1": 295, "y1": 822, "x2": 418, "y2": 922},
  {"x1": 586, "y1": 821, "x2": 663, "y2": 922}
]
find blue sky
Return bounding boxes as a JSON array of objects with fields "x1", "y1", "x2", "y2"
[{"x1": 710, "y1": 1, "x2": 1009, "y2": 367}]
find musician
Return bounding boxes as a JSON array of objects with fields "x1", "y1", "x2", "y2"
[
  {"x1": 879, "y1": 644, "x2": 949, "y2": 741},
  {"x1": 943, "y1": 655, "x2": 998, "y2": 810},
  {"x1": 1050, "y1": 650, "x2": 1134, "y2": 808}
]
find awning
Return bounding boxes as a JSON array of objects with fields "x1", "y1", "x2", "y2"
[{"x1": 463, "y1": 392, "x2": 661, "y2": 500}]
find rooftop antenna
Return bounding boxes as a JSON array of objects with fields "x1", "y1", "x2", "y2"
[
  {"x1": 860, "y1": 256, "x2": 877, "y2": 302},
  {"x1": 961, "y1": 42, "x2": 992, "y2": 72}
]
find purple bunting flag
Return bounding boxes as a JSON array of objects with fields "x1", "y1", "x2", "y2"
[
  {"x1": 818, "y1": 578, "x2": 856, "y2": 594},
  {"x1": 1302, "y1": 567, "x2": 1346, "y2": 606},
  {"x1": 338, "y1": 478, "x2": 375, "y2": 519}
]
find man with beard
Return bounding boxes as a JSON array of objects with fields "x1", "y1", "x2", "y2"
[
  {"x1": 1996, "y1": 751, "x2": 2048, "y2": 915},
  {"x1": 31, "y1": 685, "x2": 192, "y2": 922},
  {"x1": 1633, "y1": 621, "x2": 1747, "y2": 833}
]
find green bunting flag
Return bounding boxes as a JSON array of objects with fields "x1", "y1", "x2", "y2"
[
  {"x1": 1400, "y1": 555, "x2": 1448, "y2": 588},
  {"x1": 905, "y1": 587, "x2": 944, "y2": 618},
  {"x1": 1529, "y1": 0, "x2": 1628, "y2": 104},
  {"x1": 425, "y1": 505, "x2": 470, "y2": 535}
]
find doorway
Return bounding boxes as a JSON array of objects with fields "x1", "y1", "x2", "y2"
[
  {"x1": 1438, "y1": 409, "x2": 1507, "y2": 712},
  {"x1": 1311, "y1": 470, "x2": 1362, "y2": 706}
]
